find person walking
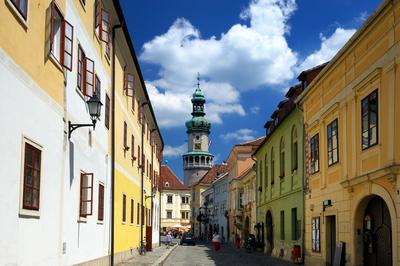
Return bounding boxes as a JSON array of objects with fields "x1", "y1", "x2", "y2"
[
  {"x1": 235, "y1": 234, "x2": 241, "y2": 249},
  {"x1": 166, "y1": 232, "x2": 172, "y2": 249},
  {"x1": 212, "y1": 233, "x2": 222, "y2": 251}
]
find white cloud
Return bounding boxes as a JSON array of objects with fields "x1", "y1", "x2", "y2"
[
  {"x1": 220, "y1": 128, "x2": 258, "y2": 142},
  {"x1": 298, "y1": 28, "x2": 356, "y2": 71},
  {"x1": 141, "y1": 0, "x2": 357, "y2": 128},
  {"x1": 142, "y1": 0, "x2": 298, "y2": 127},
  {"x1": 163, "y1": 143, "x2": 187, "y2": 158}
]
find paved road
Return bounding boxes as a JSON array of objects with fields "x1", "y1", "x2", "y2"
[{"x1": 164, "y1": 243, "x2": 293, "y2": 266}]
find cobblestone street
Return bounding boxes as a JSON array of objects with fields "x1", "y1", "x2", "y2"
[{"x1": 164, "y1": 243, "x2": 293, "y2": 266}]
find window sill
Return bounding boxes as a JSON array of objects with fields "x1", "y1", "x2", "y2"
[
  {"x1": 6, "y1": 0, "x2": 28, "y2": 30},
  {"x1": 49, "y1": 53, "x2": 64, "y2": 73},
  {"x1": 78, "y1": 217, "x2": 87, "y2": 223},
  {"x1": 122, "y1": 221, "x2": 126, "y2": 225},
  {"x1": 19, "y1": 208, "x2": 40, "y2": 218},
  {"x1": 97, "y1": 220, "x2": 104, "y2": 225}
]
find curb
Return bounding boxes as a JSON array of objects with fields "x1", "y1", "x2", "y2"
[{"x1": 151, "y1": 244, "x2": 178, "y2": 266}]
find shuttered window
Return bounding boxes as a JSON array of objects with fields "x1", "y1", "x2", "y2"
[
  {"x1": 130, "y1": 199, "x2": 134, "y2": 224},
  {"x1": 80, "y1": 173, "x2": 94, "y2": 217},
  {"x1": 105, "y1": 94, "x2": 110, "y2": 129},
  {"x1": 22, "y1": 143, "x2": 41, "y2": 210},
  {"x1": 98, "y1": 184, "x2": 104, "y2": 221},
  {"x1": 50, "y1": 1, "x2": 73, "y2": 70},
  {"x1": 131, "y1": 135, "x2": 135, "y2": 159},
  {"x1": 122, "y1": 194, "x2": 126, "y2": 223},
  {"x1": 77, "y1": 45, "x2": 95, "y2": 96},
  {"x1": 95, "y1": 0, "x2": 110, "y2": 43},
  {"x1": 123, "y1": 122, "x2": 127, "y2": 148}
]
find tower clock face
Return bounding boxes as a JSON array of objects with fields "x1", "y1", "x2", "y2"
[{"x1": 194, "y1": 143, "x2": 201, "y2": 150}]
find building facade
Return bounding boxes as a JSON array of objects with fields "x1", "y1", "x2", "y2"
[
  {"x1": 298, "y1": 1, "x2": 400, "y2": 265},
  {"x1": 226, "y1": 138, "x2": 264, "y2": 243},
  {"x1": 160, "y1": 166, "x2": 191, "y2": 233},
  {"x1": 0, "y1": 0, "x2": 163, "y2": 265},
  {"x1": 212, "y1": 173, "x2": 229, "y2": 242}
]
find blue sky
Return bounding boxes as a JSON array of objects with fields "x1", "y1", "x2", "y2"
[{"x1": 120, "y1": 0, "x2": 381, "y2": 180}]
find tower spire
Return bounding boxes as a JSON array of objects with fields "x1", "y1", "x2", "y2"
[{"x1": 197, "y1": 72, "x2": 200, "y2": 88}]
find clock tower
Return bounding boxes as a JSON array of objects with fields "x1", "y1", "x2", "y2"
[{"x1": 183, "y1": 76, "x2": 214, "y2": 187}]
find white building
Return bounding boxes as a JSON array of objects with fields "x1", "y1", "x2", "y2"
[
  {"x1": 212, "y1": 173, "x2": 229, "y2": 242},
  {"x1": 160, "y1": 166, "x2": 191, "y2": 233}
]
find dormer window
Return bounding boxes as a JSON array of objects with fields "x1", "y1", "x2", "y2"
[{"x1": 165, "y1": 182, "x2": 169, "y2": 187}]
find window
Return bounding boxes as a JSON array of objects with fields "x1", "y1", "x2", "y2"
[
  {"x1": 310, "y1": 134, "x2": 319, "y2": 174},
  {"x1": 122, "y1": 194, "x2": 126, "y2": 223},
  {"x1": 10, "y1": 0, "x2": 28, "y2": 20},
  {"x1": 123, "y1": 122, "x2": 127, "y2": 149},
  {"x1": 280, "y1": 210, "x2": 285, "y2": 240},
  {"x1": 167, "y1": 195, "x2": 173, "y2": 204},
  {"x1": 80, "y1": 173, "x2": 93, "y2": 217},
  {"x1": 123, "y1": 65, "x2": 135, "y2": 97},
  {"x1": 98, "y1": 184, "x2": 104, "y2": 221},
  {"x1": 137, "y1": 202, "x2": 140, "y2": 224},
  {"x1": 141, "y1": 205, "x2": 144, "y2": 225},
  {"x1": 77, "y1": 45, "x2": 95, "y2": 96},
  {"x1": 291, "y1": 208, "x2": 297, "y2": 240},
  {"x1": 239, "y1": 192, "x2": 243, "y2": 208},
  {"x1": 131, "y1": 135, "x2": 135, "y2": 160},
  {"x1": 312, "y1": 217, "x2": 320, "y2": 252},
  {"x1": 50, "y1": 1, "x2": 73, "y2": 70},
  {"x1": 130, "y1": 199, "x2": 134, "y2": 224},
  {"x1": 182, "y1": 196, "x2": 189, "y2": 204},
  {"x1": 22, "y1": 142, "x2": 41, "y2": 210},
  {"x1": 271, "y1": 148, "x2": 275, "y2": 185},
  {"x1": 264, "y1": 154, "x2": 268, "y2": 188},
  {"x1": 292, "y1": 126, "x2": 298, "y2": 171},
  {"x1": 95, "y1": 0, "x2": 110, "y2": 43},
  {"x1": 214, "y1": 204, "x2": 219, "y2": 215},
  {"x1": 138, "y1": 146, "x2": 141, "y2": 166},
  {"x1": 105, "y1": 94, "x2": 110, "y2": 129},
  {"x1": 181, "y1": 211, "x2": 189, "y2": 219},
  {"x1": 327, "y1": 119, "x2": 339, "y2": 166},
  {"x1": 166, "y1": 211, "x2": 172, "y2": 219},
  {"x1": 280, "y1": 138, "x2": 285, "y2": 178},
  {"x1": 362, "y1": 90, "x2": 378, "y2": 149},
  {"x1": 94, "y1": 75, "x2": 101, "y2": 98}
]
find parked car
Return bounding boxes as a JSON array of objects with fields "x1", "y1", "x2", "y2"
[{"x1": 180, "y1": 233, "x2": 196, "y2": 245}]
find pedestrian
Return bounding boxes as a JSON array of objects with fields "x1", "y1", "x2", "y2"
[
  {"x1": 166, "y1": 231, "x2": 172, "y2": 249},
  {"x1": 212, "y1": 233, "x2": 222, "y2": 252},
  {"x1": 235, "y1": 234, "x2": 241, "y2": 249}
]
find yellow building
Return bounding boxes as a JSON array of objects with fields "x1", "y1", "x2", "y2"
[
  {"x1": 111, "y1": 2, "x2": 163, "y2": 262},
  {"x1": 226, "y1": 138, "x2": 264, "y2": 243},
  {"x1": 297, "y1": 1, "x2": 400, "y2": 265}
]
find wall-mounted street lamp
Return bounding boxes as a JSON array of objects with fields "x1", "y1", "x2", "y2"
[
  {"x1": 145, "y1": 186, "x2": 157, "y2": 201},
  {"x1": 68, "y1": 94, "x2": 103, "y2": 138}
]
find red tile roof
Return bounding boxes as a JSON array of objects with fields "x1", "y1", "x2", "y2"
[
  {"x1": 160, "y1": 166, "x2": 188, "y2": 191},
  {"x1": 235, "y1": 136, "x2": 266, "y2": 147},
  {"x1": 195, "y1": 164, "x2": 229, "y2": 185}
]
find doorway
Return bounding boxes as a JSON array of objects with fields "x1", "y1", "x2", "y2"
[
  {"x1": 363, "y1": 196, "x2": 392, "y2": 266},
  {"x1": 325, "y1": 215, "x2": 336, "y2": 266},
  {"x1": 265, "y1": 211, "x2": 273, "y2": 254}
]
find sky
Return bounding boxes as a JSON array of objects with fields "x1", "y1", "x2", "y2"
[{"x1": 120, "y1": 0, "x2": 381, "y2": 180}]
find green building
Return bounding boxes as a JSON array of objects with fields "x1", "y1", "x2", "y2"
[{"x1": 254, "y1": 83, "x2": 305, "y2": 262}]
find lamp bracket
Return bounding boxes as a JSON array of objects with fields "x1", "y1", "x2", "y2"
[{"x1": 69, "y1": 121, "x2": 95, "y2": 139}]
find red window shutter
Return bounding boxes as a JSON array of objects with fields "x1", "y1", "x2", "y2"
[
  {"x1": 130, "y1": 199, "x2": 134, "y2": 224},
  {"x1": 100, "y1": 9, "x2": 110, "y2": 43},
  {"x1": 131, "y1": 135, "x2": 135, "y2": 160},
  {"x1": 84, "y1": 57, "x2": 95, "y2": 97},
  {"x1": 77, "y1": 45, "x2": 84, "y2": 91},
  {"x1": 61, "y1": 20, "x2": 73, "y2": 71},
  {"x1": 98, "y1": 184, "x2": 104, "y2": 221},
  {"x1": 105, "y1": 94, "x2": 110, "y2": 129},
  {"x1": 95, "y1": 75, "x2": 101, "y2": 98},
  {"x1": 123, "y1": 122, "x2": 127, "y2": 148},
  {"x1": 122, "y1": 194, "x2": 126, "y2": 222}
]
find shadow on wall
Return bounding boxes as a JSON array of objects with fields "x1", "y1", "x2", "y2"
[{"x1": 69, "y1": 141, "x2": 74, "y2": 187}]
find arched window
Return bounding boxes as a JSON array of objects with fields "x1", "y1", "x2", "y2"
[
  {"x1": 271, "y1": 147, "x2": 275, "y2": 185},
  {"x1": 264, "y1": 153, "x2": 268, "y2": 188},
  {"x1": 195, "y1": 156, "x2": 199, "y2": 163},
  {"x1": 292, "y1": 126, "x2": 298, "y2": 171},
  {"x1": 201, "y1": 156, "x2": 205, "y2": 164},
  {"x1": 280, "y1": 137, "x2": 285, "y2": 178},
  {"x1": 189, "y1": 156, "x2": 193, "y2": 163},
  {"x1": 259, "y1": 159, "x2": 263, "y2": 189}
]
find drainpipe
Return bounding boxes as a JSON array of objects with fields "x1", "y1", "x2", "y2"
[
  {"x1": 111, "y1": 23, "x2": 122, "y2": 266},
  {"x1": 159, "y1": 147, "x2": 163, "y2": 247}
]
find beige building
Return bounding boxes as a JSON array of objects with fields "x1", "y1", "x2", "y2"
[
  {"x1": 160, "y1": 166, "x2": 191, "y2": 233},
  {"x1": 227, "y1": 138, "x2": 264, "y2": 243},
  {"x1": 297, "y1": 1, "x2": 400, "y2": 265}
]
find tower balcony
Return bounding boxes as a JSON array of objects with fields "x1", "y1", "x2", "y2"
[{"x1": 183, "y1": 151, "x2": 214, "y2": 169}]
